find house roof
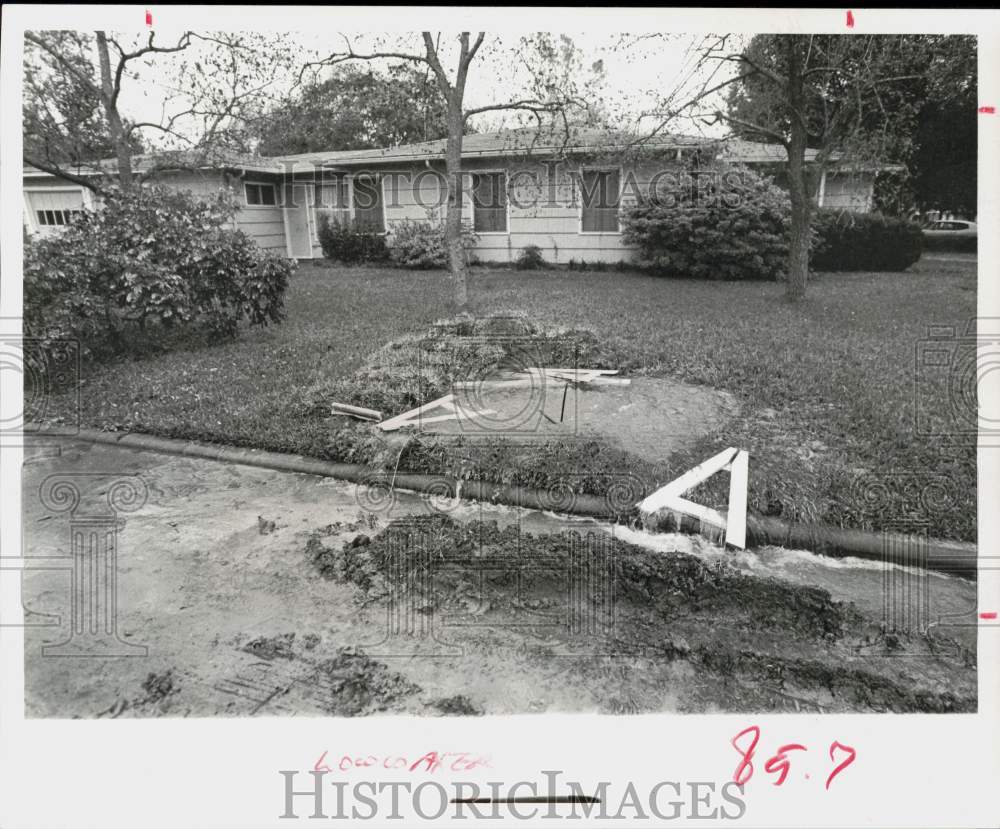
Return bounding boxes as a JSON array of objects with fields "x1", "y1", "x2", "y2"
[
  {"x1": 275, "y1": 128, "x2": 720, "y2": 169},
  {"x1": 24, "y1": 131, "x2": 901, "y2": 180},
  {"x1": 718, "y1": 139, "x2": 821, "y2": 164},
  {"x1": 23, "y1": 149, "x2": 280, "y2": 178},
  {"x1": 716, "y1": 138, "x2": 904, "y2": 172}
]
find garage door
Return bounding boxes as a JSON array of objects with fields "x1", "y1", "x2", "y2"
[{"x1": 25, "y1": 190, "x2": 85, "y2": 237}]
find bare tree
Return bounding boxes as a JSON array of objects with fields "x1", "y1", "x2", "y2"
[
  {"x1": 24, "y1": 29, "x2": 295, "y2": 194},
  {"x1": 306, "y1": 32, "x2": 592, "y2": 308}
]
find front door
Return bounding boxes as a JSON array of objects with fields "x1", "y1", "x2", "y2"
[{"x1": 283, "y1": 184, "x2": 313, "y2": 258}]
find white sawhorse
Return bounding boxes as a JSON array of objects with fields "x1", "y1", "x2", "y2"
[{"x1": 636, "y1": 447, "x2": 749, "y2": 549}]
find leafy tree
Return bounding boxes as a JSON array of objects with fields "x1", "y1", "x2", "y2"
[
  {"x1": 908, "y1": 37, "x2": 977, "y2": 216},
  {"x1": 23, "y1": 31, "x2": 145, "y2": 169},
  {"x1": 256, "y1": 65, "x2": 451, "y2": 155},
  {"x1": 911, "y1": 98, "x2": 976, "y2": 216},
  {"x1": 694, "y1": 34, "x2": 951, "y2": 299},
  {"x1": 728, "y1": 34, "x2": 976, "y2": 219}
]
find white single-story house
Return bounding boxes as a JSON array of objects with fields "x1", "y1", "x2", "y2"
[{"x1": 23, "y1": 129, "x2": 889, "y2": 264}]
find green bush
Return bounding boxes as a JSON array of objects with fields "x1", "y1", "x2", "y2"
[
  {"x1": 317, "y1": 213, "x2": 389, "y2": 264},
  {"x1": 389, "y1": 219, "x2": 478, "y2": 269},
  {"x1": 515, "y1": 244, "x2": 548, "y2": 270},
  {"x1": 24, "y1": 185, "x2": 293, "y2": 359},
  {"x1": 920, "y1": 227, "x2": 976, "y2": 254},
  {"x1": 621, "y1": 165, "x2": 791, "y2": 280},
  {"x1": 810, "y1": 209, "x2": 923, "y2": 271}
]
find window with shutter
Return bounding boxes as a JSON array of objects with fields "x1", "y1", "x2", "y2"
[
  {"x1": 472, "y1": 172, "x2": 507, "y2": 233},
  {"x1": 580, "y1": 169, "x2": 620, "y2": 233},
  {"x1": 352, "y1": 175, "x2": 385, "y2": 233}
]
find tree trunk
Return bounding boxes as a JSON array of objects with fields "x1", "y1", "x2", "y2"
[
  {"x1": 95, "y1": 31, "x2": 133, "y2": 192},
  {"x1": 784, "y1": 36, "x2": 811, "y2": 302},
  {"x1": 443, "y1": 99, "x2": 468, "y2": 308}
]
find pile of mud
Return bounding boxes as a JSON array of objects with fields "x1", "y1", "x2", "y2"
[{"x1": 305, "y1": 515, "x2": 976, "y2": 714}]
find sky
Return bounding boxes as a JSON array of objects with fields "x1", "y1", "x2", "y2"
[{"x1": 101, "y1": 30, "x2": 740, "y2": 150}]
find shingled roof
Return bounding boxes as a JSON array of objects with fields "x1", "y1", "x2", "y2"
[
  {"x1": 274, "y1": 128, "x2": 721, "y2": 169},
  {"x1": 25, "y1": 131, "x2": 897, "y2": 178}
]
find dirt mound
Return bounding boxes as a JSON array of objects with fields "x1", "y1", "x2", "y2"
[
  {"x1": 303, "y1": 313, "x2": 615, "y2": 419},
  {"x1": 304, "y1": 515, "x2": 976, "y2": 714},
  {"x1": 307, "y1": 516, "x2": 858, "y2": 637}
]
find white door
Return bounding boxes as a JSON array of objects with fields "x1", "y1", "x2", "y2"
[{"x1": 283, "y1": 184, "x2": 313, "y2": 259}]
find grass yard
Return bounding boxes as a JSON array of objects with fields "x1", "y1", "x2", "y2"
[{"x1": 38, "y1": 256, "x2": 977, "y2": 541}]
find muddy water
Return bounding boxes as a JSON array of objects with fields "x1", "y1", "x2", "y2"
[{"x1": 21, "y1": 440, "x2": 976, "y2": 718}]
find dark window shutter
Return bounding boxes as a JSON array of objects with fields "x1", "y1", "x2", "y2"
[
  {"x1": 473, "y1": 172, "x2": 507, "y2": 232},
  {"x1": 581, "y1": 169, "x2": 620, "y2": 232},
  {"x1": 353, "y1": 176, "x2": 384, "y2": 232}
]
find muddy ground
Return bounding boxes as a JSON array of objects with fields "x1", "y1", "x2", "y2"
[
  {"x1": 422, "y1": 376, "x2": 738, "y2": 465},
  {"x1": 20, "y1": 439, "x2": 976, "y2": 717}
]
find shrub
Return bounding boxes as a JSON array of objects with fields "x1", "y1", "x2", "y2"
[
  {"x1": 515, "y1": 244, "x2": 548, "y2": 270},
  {"x1": 389, "y1": 219, "x2": 478, "y2": 269},
  {"x1": 810, "y1": 209, "x2": 923, "y2": 271},
  {"x1": 621, "y1": 165, "x2": 791, "y2": 281},
  {"x1": 317, "y1": 213, "x2": 389, "y2": 264},
  {"x1": 23, "y1": 185, "x2": 294, "y2": 360},
  {"x1": 919, "y1": 225, "x2": 976, "y2": 254}
]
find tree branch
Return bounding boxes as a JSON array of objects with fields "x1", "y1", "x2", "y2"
[{"x1": 23, "y1": 155, "x2": 104, "y2": 194}]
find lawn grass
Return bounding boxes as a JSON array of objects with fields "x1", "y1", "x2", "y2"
[{"x1": 38, "y1": 256, "x2": 977, "y2": 541}]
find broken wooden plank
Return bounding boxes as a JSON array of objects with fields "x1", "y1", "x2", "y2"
[
  {"x1": 638, "y1": 447, "x2": 739, "y2": 513},
  {"x1": 379, "y1": 394, "x2": 456, "y2": 432},
  {"x1": 379, "y1": 393, "x2": 495, "y2": 432},
  {"x1": 526, "y1": 367, "x2": 620, "y2": 376},
  {"x1": 330, "y1": 402, "x2": 383, "y2": 422},
  {"x1": 725, "y1": 449, "x2": 749, "y2": 548},
  {"x1": 637, "y1": 447, "x2": 750, "y2": 550},
  {"x1": 451, "y1": 377, "x2": 629, "y2": 390}
]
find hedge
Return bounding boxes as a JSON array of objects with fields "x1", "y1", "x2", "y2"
[{"x1": 811, "y1": 209, "x2": 923, "y2": 271}]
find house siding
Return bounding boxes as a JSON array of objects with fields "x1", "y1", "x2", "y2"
[
  {"x1": 293, "y1": 157, "x2": 686, "y2": 264},
  {"x1": 155, "y1": 170, "x2": 289, "y2": 254},
  {"x1": 24, "y1": 145, "x2": 882, "y2": 265}
]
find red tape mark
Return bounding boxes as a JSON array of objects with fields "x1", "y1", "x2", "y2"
[
  {"x1": 979, "y1": 106, "x2": 996, "y2": 114},
  {"x1": 980, "y1": 611, "x2": 998, "y2": 620},
  {"x1": 846, "y1": 10, "x2": 855, "y2": 27},
  {"x1": 145, "y1": 9, "x2": 152, "y2": 26}
]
